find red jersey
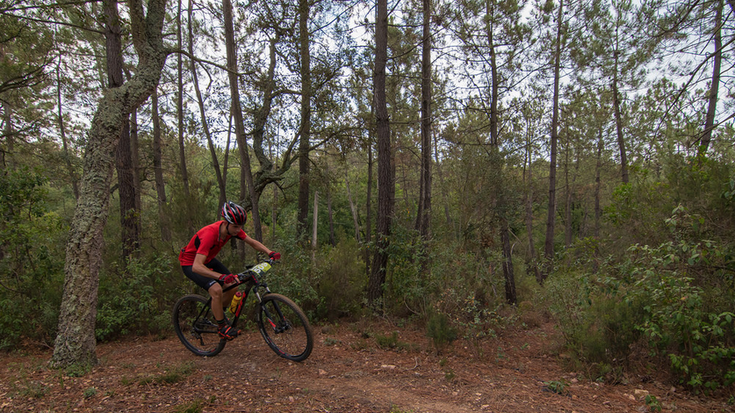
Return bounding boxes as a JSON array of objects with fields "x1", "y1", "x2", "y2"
[{"x1": 178, "y1": 221, "x2": 247, "y2": 266}]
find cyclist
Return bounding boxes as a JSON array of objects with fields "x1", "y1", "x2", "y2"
[{"x1": 179, "y1": 201, "x2": 280, "y2": 340}]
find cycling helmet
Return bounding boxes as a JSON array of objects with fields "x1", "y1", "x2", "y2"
[{"x1": 221, "y1": 201, "x2": 247, "y2": 225}]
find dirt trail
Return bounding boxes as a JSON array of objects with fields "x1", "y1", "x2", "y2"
[{"x1": 1, "y1": 320, "x2": 732, "y2": 412}]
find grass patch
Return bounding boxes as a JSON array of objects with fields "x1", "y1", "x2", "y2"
[
  {"x1": 138, "y1": 362, "x2": 196, "y2": 385},
  {"x1": 543, "y1": 379, "x2": 569, "y2": 395},
  {"x1": 375, "y1": 331, "x2": 415, "y2": 351},
  {"x1": 83, "y1": 387, "x2": 97, "y2": 399},
  {"x1": 172, "y1": 398, "x2": 206, "y2": 413},
  {"x1": 13, "y1": 380, "x2": 47, "y2": 399}
]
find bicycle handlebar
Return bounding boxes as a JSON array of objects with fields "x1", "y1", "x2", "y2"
[{"x1": 235, "y1": 258, "x2": 278, "y2": 280}]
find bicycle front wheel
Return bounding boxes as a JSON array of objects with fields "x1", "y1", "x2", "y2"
[
  {"x1": 172, "y1": 294, "x2": 226, "y2": 357},
  {"x1": 257, "y1": 293, "x2": 313, "y2": 362}
]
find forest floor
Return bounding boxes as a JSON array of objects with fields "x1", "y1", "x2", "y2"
[{"x1": 1, "y1": 317, "x2": 734, "y2": 413}]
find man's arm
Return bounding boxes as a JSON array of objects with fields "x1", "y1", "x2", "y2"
[{"x1": 192, "y1": 253, "x2": 223, "y2": 279}]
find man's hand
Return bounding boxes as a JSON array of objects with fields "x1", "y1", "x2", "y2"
[
  {"x1": 219, "y1": 273, "x2": 237, "y2": 284},
  {"x1": 269, "y1": 251, "x2": 281, "y2": 260}
]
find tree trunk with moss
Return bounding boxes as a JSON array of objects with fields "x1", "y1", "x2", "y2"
[{"x1": 51, "y1": 0, "x2": 168, "y2": 369}]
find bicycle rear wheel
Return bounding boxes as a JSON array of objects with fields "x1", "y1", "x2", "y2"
[
  {"x1": 172, "y1": 294, "x2": 226, "y2": 357},
  {"x1": 257, "y1": 293, "x2": 313, "y2": 362}
]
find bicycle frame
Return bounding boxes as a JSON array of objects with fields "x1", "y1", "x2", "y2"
[{"x1": 222, "y1": 265, "x2": 272, "y2": 327}]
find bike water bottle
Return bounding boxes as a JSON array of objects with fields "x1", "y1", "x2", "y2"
[{"x1": 229, "y1": 291, "x2": 244, "y2": 313}]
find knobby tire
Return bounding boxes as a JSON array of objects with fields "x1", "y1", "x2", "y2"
[
  {"x1": 172, "y1": 294, "x2": 226, "y2": 357},
  {"x1": 257, "y1": 293, "x2": 313, "y2": 362}
]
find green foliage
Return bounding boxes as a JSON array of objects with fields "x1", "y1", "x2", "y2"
[
  {"x1": 138, "y1": 362, "x2": 196, "y2": 385},
  {"x1": 426, "y1": 311, "x2": 458, "y2": 352},
  {"x1": 544, "y1": 266, "x2": 645, "y2": 381},
  {"x1": 172, "y1": 399, "x2": 206, "y2": 413},
  {"x1": 311, "y1": 237, "x2": 366, "y2": 321},
  {"x1": 259, "y1": 236, "x2": 320, "y2": 317},
  {"x1": 627, "y1": 241, "x2": 735, "y2": 390},
  {"x1": 375, "y1": 331, "x2": 413, "y2": 351},
  {"x1": 543, "y1": 379, "x2": 569, "y2": 395},
  {"x1": 64, "y1": 363, "x2": 92, "y2": 378},
  {"x1": 0, "y1": 167, "x2": 66, "y2": 349},
  {"x1": 83, "y1": 387, "x2": 97, "y2": 399},
  {"x1": 548, "y1": 198, "x2": 735, "y2": 390},
  {"x1": 387, "y1": 234, "x2": 508, "y2": 341},
  {"x1": 96, "y1": 254, "x2": 177, "y2": 341},
  {"x1": 645, "y1": 395, "x2": 662, "y2": 412},
  {"x1": 383, "y1": 225, "x2": 434, "y2": 317}
]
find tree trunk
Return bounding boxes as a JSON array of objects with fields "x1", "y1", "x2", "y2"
[
  {"x1": 415, "y1": 0, "x2": 432, "y2": 239},
  {"x1": 176, "y1": 0, "x2": 191, "y2": 234},
  {"x1": 130, "y1": 107, "x2": 141, "y2": 215},
  {"x1": 188, "y1": 1, "x2": 226, "y2": 207},
  {"x1": 312, "y1": 191, "x2": 319, "y2": 261},
  {"x1": 345, "y1": 172, "x2": 361, "y2": 243},
  {"x1": 365, "y1": 137, "x2": 373, "y2": 278},
  {"x1": 105, "y1": 0, "x2": 139, "y2": 260},
  {"x1": 368, "y1": 0, "x2": 393, "y2": 308},
  {"x1": 57, "y1": 62, "x2": 79, "y2": 200},
  {"x1": 593, "y1": 127, "x2": 603, "y2": 272},
  {"x1": 541, "y1": 0, "x2": 563, "y2": 284},
  {"x1": 297, "y1": 0, "x2": 312, "y2": 241},
  {"x1": 698, "y1": 0, "x2": 722, "y2": 158},
  {"x1": 501, "y1": 222, "x2": 516, "y2": 305},
  {"x1": 245, "y1": 37, "x2": 278, "y2": 209},
  {"x1": 611, "y1": 74, "x2": 628, "y2": 184},
  {"x1": 52, "y1": 0, "x2": 168, "y2": 368},
  {"x1": 222, "y1": 0, "x2": 261, "y2": 241},
  {"x1": 524, "y1": 125, "x2": 540, "y2": 281},
  {"x1": 564, "y1": 142, "x2": 572, "y2": 247},
  {"x1": 486, "y1": 0, "x2": 515, "y2": 304},
  {"x1": 152, "y1": 88, "x2": 171, "y2": 242},
  {"x1": 325, "y1": 164, "x2": 336, "y2": 247},
  {"x1": 433, "y1": 132, "x2": 453, "y2": 234}
]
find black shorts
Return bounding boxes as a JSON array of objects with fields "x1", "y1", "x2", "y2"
[{"x1": 181, "y1": 258, "x2": 231, "y2": 292}]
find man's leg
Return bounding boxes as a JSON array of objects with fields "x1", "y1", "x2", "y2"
[
  {"x1": 208, "y1": 283, "x2": 225, "y2": 321},
  {"x1": 206, "y1": 258, "x2": 237, "y2": 312},
  {"x1": 208, "y1": 282, "x2": 239, "y2": 339}
]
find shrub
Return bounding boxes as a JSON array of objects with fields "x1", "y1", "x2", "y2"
[
  {"x1": 311, "y1": 238, "x2": 366, "y2": 321},
  {"x1": 0, "y1": 167, "x2": 67, "y2": 349},
  {"x1": 426, "y1": 311, "x2": 458, "y2": 352},
  {"x1": 96, "y1": 254, "x2": 175, "y2": 341},
  {"x1": 625, "y1": 238, "x2": 735, "y2": 391},
  {"x1": 544, "y1": 270, "x2": 645, "y2": 376}
]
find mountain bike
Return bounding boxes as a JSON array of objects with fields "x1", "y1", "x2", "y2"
[{"x1": 172, "y1": 259, "x2": 313, "y2": 362}]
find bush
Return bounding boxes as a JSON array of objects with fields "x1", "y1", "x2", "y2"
[
  {"x1": 546, "y1": 203, "x2": 735, "y2": 390},
  {"x1": 627, "y1": 241, "x2": 735, "y2": 390},
  {"x1": 311, "y1": 237, "x2": 366, "y2": 321},
  {"x1": 544, "y1": 269, "x2": 645, "y2": 378},
  {"x1": 426, "y1": 311, "x2": 458, "y2": 352},
  {"x1": 96, "y1": 254, "x2": 176, "y2": 341},
  {"x1": 0, "y1": 168, "x2": 67, "y2": 349}
]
